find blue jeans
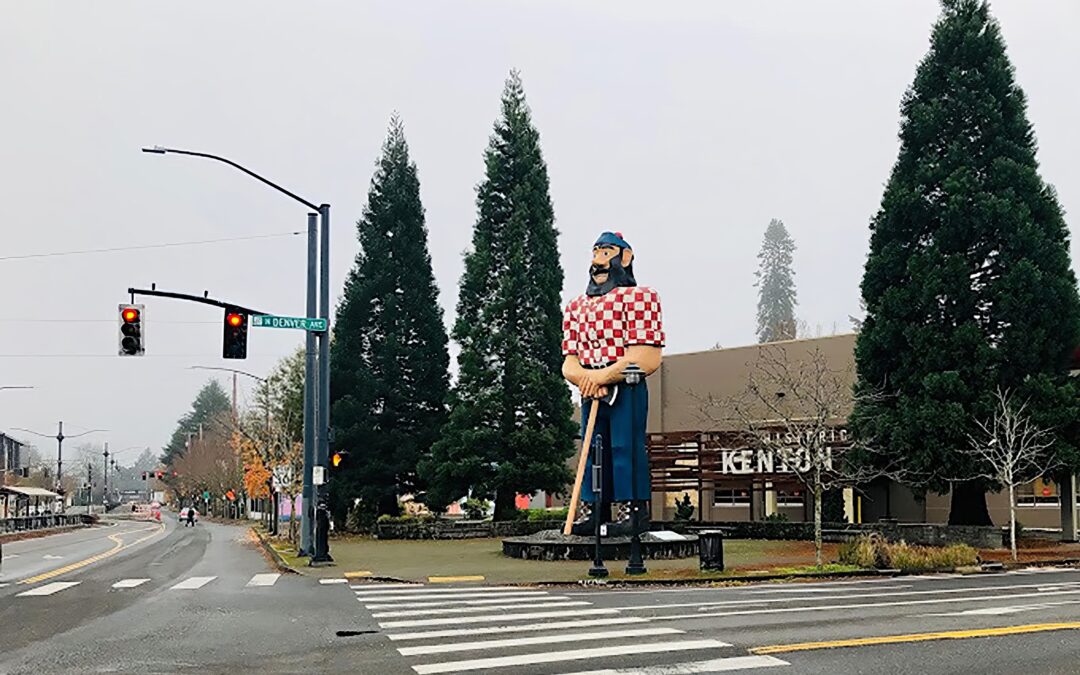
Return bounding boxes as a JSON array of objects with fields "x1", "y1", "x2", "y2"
[{"x1": 580, "y1": 381, "x2": 650, "y2": 503}]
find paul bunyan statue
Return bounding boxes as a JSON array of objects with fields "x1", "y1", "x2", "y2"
[{"x1": 561, "y1": 231, "x2": 664, "y2": 537}]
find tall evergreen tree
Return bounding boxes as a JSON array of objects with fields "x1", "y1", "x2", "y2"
[
  {"x1": 755, "y1": 218, "x2": 798, "y2": 343},
  {"x1": 852, "y1": 0, "x2": 1080, "y2": 525},
  {"x1": 330, "y1": 116, "x2": 450, "y2": 522},
  {"x1": 419, "y1": 71, "x2": 576, "y2": 520},
  {"x1": 162, "y1": 380, "x2": 232, "y2": 465}
]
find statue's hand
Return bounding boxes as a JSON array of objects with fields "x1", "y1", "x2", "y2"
[{"x1": 578, "y1": 377, "x2": 608, "y2": 400}]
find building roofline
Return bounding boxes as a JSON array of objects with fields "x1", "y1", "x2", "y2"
[{"x1": 667, "y1": 332, "x2": 858, "y2": 360}]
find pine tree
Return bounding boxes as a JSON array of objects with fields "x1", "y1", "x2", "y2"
[
  {"x1": 419, "y1": 71, "x2": 576, "y2": 521},
  {"x1": 162, "y1": 380, "x2": 232, "y2": 465},
  {"x1": 755, "y1": 219, "x2": 798, "y2": 343},
  {"x1": 852, "y1": 0, "x2": 1080, "y2": 525},
  {"x1": 330, "y1": 115, "x2": 450, "y2": 522}
]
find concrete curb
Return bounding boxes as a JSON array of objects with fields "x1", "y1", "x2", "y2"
[{"x1": 250, "y1": 527, "x2": 300, "y2": 575}]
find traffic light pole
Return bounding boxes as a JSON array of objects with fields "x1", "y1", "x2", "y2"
[
  {"x1": 311, "y1": 203, "x2": 333, "y2": 564},
  {"x1": 301, "y1": 212, "x2": 318, "y2": 557}
]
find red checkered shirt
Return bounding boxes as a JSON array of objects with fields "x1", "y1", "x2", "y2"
[{"x1": 562, "y1": 286, "x2": 665, "y2": 367}]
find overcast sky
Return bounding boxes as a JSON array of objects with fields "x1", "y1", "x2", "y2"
[{"x1": 1, "y1": 1, "x2": 1077, "y2": 462}]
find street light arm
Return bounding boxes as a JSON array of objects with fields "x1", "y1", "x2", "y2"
[
  {"x1": 66, "y1": 429, "x2": 108, "y2": 439},
  {"x1": 11, "y1": 427, "x2": 55, "y2": 439},
  {"x1": 142, "y1": 146, "x2": 320, "y2": 211},
  {"x1": 189, "y1": 365, "x2": 266, "y2": 382}
]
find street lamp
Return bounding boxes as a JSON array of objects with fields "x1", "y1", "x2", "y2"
[{"x1": 146, "y1": 145, "x2": 330, "y2": 562}]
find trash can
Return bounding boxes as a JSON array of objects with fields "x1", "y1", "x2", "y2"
[{"x1": 698, "y1": 530, "x2": 725, "y2": 571}]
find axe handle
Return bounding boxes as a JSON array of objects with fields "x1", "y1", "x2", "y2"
[{"x1": 564, "y1": 400, "x2": 600, "y2": 536}]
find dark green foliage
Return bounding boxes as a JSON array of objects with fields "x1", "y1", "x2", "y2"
[
  {"x1": 852, "y1": 0, "x2": 1080, "y2": 524},
  {"x1": 674, "y1": 493, "x2": 696, "y2": 522},
  {"x1": 330, "y1": 116, "x2": 450, "y2": 524},
  {"x1": 755, "y1": 219, "x2": 798, "y2": 343},
  {"x1": 162, "y1": 380, "x2": 231, "y2": 465},
  {"x1": 419, "y1": 71, "x2": 576, "y2": 521},
  {"x1": 822, "y1": 489, "x2": 846, "y2": 524}
]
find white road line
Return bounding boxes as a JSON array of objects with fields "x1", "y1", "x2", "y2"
[
  {"x1": 1, "y1": 554, "x2": 19, "y2": 560},
  {"x1": 558, "y1": 654, "x2": 790, "y2": 674},
  {"x1": 567, "y1": 577, "x2": 908, "y2": 597},
  {"x1": 653, "y1": 587, "x2": 1080, "y2": 622},
  {"x1": 398, "y1": 627, "x2": 684, "y2": 656},
  {"x1": 247, "y1": 573, "x2": 281, "y2": 587},
  {"x1": 355, "y1": 589, "x2": 539, "y2": 601},
  {"x1": 373, "y1": 600, "x2": 592, "y2": 618},
  {"x1": 320, "y1": 578, "x2": 350, "y2": 585},
  {"x1": 381, "y1": 607, "x2": 621, "y2": 629},
  {"x1": 42, "y1": 554, "x2": 63, "y2": 560},
  {"x1": 16, "y1": 581, "x2": 80, "y2": 597},
  {"x1": 368, "y1": 594, "x2": 567, "y2": 610},
  {"x1": 388, "y1": 617, "x2": 651, "y2": 641},
  {"x1": 170, "y1": 576, "x2": 217, "y2": 590},
  {"x1": 411, "y1": 639, "x2": 730, "y2": 674},
  {"x1": 614, "y1": 580, "x2": 1080, "y2": 612},
  {"x1": 350, "y1": 583, "x2": 423, "y2": 589},
  {"x1": 355, "y1": 585, "x2": 521, "y2": 596},
  {"x1": 0, "y1": 583, "x2": 8, "y2": 589},
  {"x1": 749, "y1": 585, "x2": 911, "y2": 593},
  {"x1": 112, "y1": 578, "x2": 151, "y2": 589},
  {"x1": 922, "y1": 599, "x2": 1080, "y2": 617}
]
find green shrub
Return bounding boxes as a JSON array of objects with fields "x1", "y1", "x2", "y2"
[
  {"x1": 764, "y1": 512, "x2": 789, "y2": 523},
  {"x1": 511, "y1": 507, "x2": 568, "y2": 522},
  {"x1": 674, "y1": 494, "x2": 696, "y2": 522},
  {"x1": 376, "y1": 513, "x2": 435, "y2": 525},
  {"x1": 839, "y1": 534, "x2": 978, "y2": 571},
  {"x1": 463, "y1": 498, "x2": 491, "y2": 520}
]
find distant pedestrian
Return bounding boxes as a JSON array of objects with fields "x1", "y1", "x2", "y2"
[{"x1": 186, "y1": 507, "x2": 196, "y2": 527}]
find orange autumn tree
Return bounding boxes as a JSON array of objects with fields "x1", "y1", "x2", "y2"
[{"x1": 236, "y1": 431, "x2": 271, "y2": 500}]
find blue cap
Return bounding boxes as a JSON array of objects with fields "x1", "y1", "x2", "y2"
[{"x1": 594, "y1": 231, "x2": 630, "y2": 249}]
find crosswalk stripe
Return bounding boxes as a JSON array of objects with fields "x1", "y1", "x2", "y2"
[
  {"x1": 411, "y1": 639, "x2": 731, "y2": 674},
  {"x1": 112, "y1": 578, "x2": 151, "y2": 589},
  {"x1": 398, "y1": 627, "x2": 685, "y2": 657},
  {"x1": 356, "y1": 590, "x2": 550, "y2": 602},
  {"x1": 16, "y1": 581, "x2": 80, "y2": 597},
  {"x1": 247, "y1": 573, "x2": 281, "y2": 587},
  {"x1": 367, "y1": 594, "x2": 565, "y2": 610},
  {"x1": 557, "y1": 654, "x2": 791, "y2": 674},
  {"x1": 388, "y1": 617, "x2": 651, "y2": 641},
  {"x1": 350, "y1": 583, "x2": 423, "y2": 589},
  {"x1": 321, "y1": 578, "x2": 350, "y2": 585},
  {"x1": 373, "y1": 601, "x2": 592, "y2": 618},
  {"x1": 354, "y1": 586, "x2": 521, "y2": 597},
  {"x1": 381, "y1": 608, "x2": 621, "y2": 629},
  {"x1": 170, "y1": 576, "x2": 216, "y2": 590}
]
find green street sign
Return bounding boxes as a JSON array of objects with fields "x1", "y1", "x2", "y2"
[
  {"x1": 202, "y1": 490, "x2": 210, "y2": 500},
  {"x1": 252, "y1": 314, "x2": 328, "y2": 332}
]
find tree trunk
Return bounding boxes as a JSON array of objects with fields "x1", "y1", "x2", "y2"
[
  {"x1": 814, "y1": 482, "x2": 823, "y2": 568},
  {"x1": 948, "y1": 480, "x2": 993, "y2": 525},
  {"x1": 1009, "y1": 483, "x2": 1018, "y2": 562},
  {"x1": 493, "y1": 490, "x2": 516, "y2": 522}
]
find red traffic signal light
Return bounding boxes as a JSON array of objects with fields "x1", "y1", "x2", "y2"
[
  {"x1": 222, "y1": 308, "x2": 249, "y2": 359},
  {"x1": 118, "y1": 303, "x2": 145, "y2": 356}
]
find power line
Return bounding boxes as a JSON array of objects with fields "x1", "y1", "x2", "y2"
[{"x1": 0, "y1": 231, "x2": 302, "y2": 262}]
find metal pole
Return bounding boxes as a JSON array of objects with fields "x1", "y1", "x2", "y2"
[
  {"x1": 56, "y1": 421, "x2": 64, "y2": 497},
  {"x1": 103, "y1": 443, "x2": 110, "y2": 510},
  {"x1": 300, "y1": 212, "x2": 318, "y2": 556},
  {"x1": 312, "y1": 203, "x2": 333, "y2": 563}
]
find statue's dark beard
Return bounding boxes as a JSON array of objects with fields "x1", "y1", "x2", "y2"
[{"x1": 586, "y1": 255, "x2": 636, "y2": 296}]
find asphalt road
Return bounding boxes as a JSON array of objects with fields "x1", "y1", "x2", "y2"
[{"x1": 4, "y1": 522, "x2": 1080, "y2": 674}]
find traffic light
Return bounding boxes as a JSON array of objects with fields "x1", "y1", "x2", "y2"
[
  {"x1": 331, "y1": 451, "x2": 348, "y2": 468},
  {"x1": 222, "y1": 308, "x2": 249, "y2": 359},
  {"x1": 118, "y1": 303, "x2": 145, "y2": 356}
]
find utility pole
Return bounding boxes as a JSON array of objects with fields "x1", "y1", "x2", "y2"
[
  {"x1": 311, "y1": 203, "x2": 333, "y2": 564},
  {"x1": 103, "y1": 443, "x2": 110, "y2": 510},
  {"x1": 13, "y1": 424, "x2": 105, "y2": 511},
  {"x1": 302, "y1": 212, "x2": 318, "y2": 556}
]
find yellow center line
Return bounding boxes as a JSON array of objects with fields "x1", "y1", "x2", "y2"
[
  {"x1": 750, "y1": 622, "x2": 1080, "y2": 655},
  {"x1": 16, "y1": 522, "x2": 166, "y2": 585}
]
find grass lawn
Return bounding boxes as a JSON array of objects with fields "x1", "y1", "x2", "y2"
[{"x1": 268, "y1": 534, "x2": 847, "y2": 583}]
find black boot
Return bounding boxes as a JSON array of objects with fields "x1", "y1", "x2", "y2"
[
  {"x1": 607, "y1": 502, "x2": 634, "y2": 537},
  {"x1": 570, "y1": 503, "x2": 597, "y2": 536}
]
